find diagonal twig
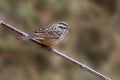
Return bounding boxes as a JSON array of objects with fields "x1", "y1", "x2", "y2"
[{"x1": 0, "y1": 20, "x2": 111, "y2": 80}]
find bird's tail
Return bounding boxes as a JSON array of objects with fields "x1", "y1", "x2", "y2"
[{"x1": 17, "y1": 36, "x2": 32, "y2": 40}]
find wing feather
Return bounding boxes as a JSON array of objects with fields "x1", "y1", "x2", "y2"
[{"x1": 31, "y1": 25, "x2": 59, "y2": 39}]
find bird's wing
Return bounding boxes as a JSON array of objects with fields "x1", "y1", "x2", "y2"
[{"x1": 31, "y1": 26, "x2": 59, "y2": 39}]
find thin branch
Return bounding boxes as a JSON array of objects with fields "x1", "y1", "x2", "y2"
[{"x1": 0, "y1": 20, "x2": 111, "y2": 80}]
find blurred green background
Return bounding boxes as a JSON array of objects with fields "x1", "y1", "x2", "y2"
[{"x1": 0, "y1": 0, "x2": 120, "y2": 80}]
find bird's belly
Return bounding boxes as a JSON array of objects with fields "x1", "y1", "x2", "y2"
[
  {"x1": 38, "y1": 38, "x2": 63, "y2": 47},
  {"x1": 45, "y1": 38, "x2": 63, "y2": 47}
]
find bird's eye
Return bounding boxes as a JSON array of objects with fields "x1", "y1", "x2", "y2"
[{"x1": 58, "y1": 26, "x2": 66, "y2": 29}]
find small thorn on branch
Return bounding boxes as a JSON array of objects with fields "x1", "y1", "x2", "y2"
[{"x1": 0, "y1": 20, "x2": 2, "y2": 25}]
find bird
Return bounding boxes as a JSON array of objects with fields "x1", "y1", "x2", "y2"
[{"x1": 18, "y1": 22, "x2": 69, "y2": 47}]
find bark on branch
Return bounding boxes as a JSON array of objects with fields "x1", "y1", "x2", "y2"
[{"x1": 0, "y1": 20, "x2": 111, "y2": 80}]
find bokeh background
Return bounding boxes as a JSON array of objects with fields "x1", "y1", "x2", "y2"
[{"x1": 0, "y1": 0, "x2": 120, "y2": 80}]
